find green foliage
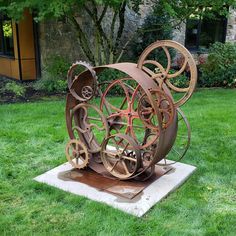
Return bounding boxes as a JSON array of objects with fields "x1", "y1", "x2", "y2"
[
  {"x1": 1, "y1": 0, "x2": 234, "y2": 65},
  {"x1": 0, "y1": 0, "x2": 143, "y2": 21},
  {"x1": 199, "y1": 42, "x2": 236, "y2": 87},
  {"x1": 3, "y1": 21, "x2": 12, "y2": 37},
  {"x1": 98, "y1": 69, "x2": 127, "y2": 95},
  {"x1": 169, "y1": 70, "x2": 190, "y2": 88},
  {"x1": 161, "y1": 0, "x2": 236, "y2": 20},
  {"x1": 1, "y1": 0, "x2": 234, "y2": 22},
  {"x1": 4, "y1": 81, "x2": 26, "y2": 97},
  {"x1": 34, "y1": 56, "x2": 70, "y2": 93}
]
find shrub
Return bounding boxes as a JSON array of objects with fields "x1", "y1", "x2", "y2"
[
  {"x1": 4, "y1": 81, "x2": 26, "y2": 97},
  {"x1": 34, "y1": 55, "x2": 70, "y2": 93},
  {"x1": 97, "y1": 69, "x2": 127, "y2": 96},
  {"x1": 199, "y1": 42, "x2": 236, "y2": 87}
]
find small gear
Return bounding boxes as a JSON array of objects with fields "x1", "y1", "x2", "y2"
[
  {"x1": 67, "y1": 60, "x2": 97, "y2": 88},
  {"x1": 65, "y1": 139, "x2": 89, "y2": 169},
  {"x1": 81, "y1": 85, "x2": 94, "y2": 100},
  {"x1": 67, "y1": 61, "x2": 98, "y2": 101}
]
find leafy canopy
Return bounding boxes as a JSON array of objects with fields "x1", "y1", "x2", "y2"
[
  {"x1": 1, "y1": 0, "x2": 235, "y2": 22},
  {"x1": 1, "y1": 0, "x2": 235, "y2": 65},
  {"x1": 0, "y1": 0, "x2": 142, "y2": 21}
]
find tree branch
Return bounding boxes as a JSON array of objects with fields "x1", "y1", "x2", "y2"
[
  {"x1": 84, "y1": 4, "x2": 110, "y2": 46},
  {"x1": 98, "y1": 5, "x2": 108, "y2": 23},
  {"x1": 115, "y1": 34, "x2": 134, "y2": 63},
  {"x1": 68, "y1": 16, "x2": 95, "y2": 64},
  {"x1": 115, "y1": 1, "x2": 126, "y2": 51}
]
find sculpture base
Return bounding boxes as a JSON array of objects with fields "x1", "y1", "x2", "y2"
[
  {"x1": 57, "y1": 165, "x2": 172, "y2": 199},
  {"x1": 34, "y1": 161, "x2": 196, "y2": 217}
]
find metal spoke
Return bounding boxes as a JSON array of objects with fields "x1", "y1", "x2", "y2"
[
  {"x1": 87, "y1": 116, "x2": 102, "y2": 121},
  {"x1": 111, "y1": 160, "x2": 119, "y2": 172},
  {"x1": 119, "y1": 97, "x2": 128, "y2": 110},
  {"x1": 121, "y1": 143, "x2": 129, "y2": 154},
  {"x1": 111, "y1": 121, "x2": 144, "y2": 129},
  {"x1": 122, "y1": 160, "x2": 130, "y2": 174},
  {"x1": 121, "y1": 155, "x2": 137, "y2": 163},
  {"x1": 103, "y1": 150, "x2": 117, "y2": 158},
  {"x1": 172, "y1": 147, "x2": 182, "y2": 157}
]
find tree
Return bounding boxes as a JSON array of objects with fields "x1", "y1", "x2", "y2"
[
  {"x1": 0, "y1": 0, "x2": 235, "y2": 65},
  {"x1": 128, "y1": 2, "x2": 173, "y2": 61}
]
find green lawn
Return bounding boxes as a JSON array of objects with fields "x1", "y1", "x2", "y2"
[{"x1": 0, "y1": 89, "x2": 236, "y2": 235}]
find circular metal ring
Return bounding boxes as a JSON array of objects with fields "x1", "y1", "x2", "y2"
[
  {"x1": 137, "y1": 40, "x2": 197, "y2": 107},
  {"x1": 157, "y1": 108, "x2": 191, "y2": 166},
  {"x1": 101, "y1": 133, "x2": 142, "y2": 180},
  {"x1": 137, "y1": 89, "x2": 176, "y2": 130},
  {"x1": 65, "y1": 139, "x2": 89, "y2": 169},
  {"x1": 67, "y1": 61, "x2": 97, "y2": 101}
]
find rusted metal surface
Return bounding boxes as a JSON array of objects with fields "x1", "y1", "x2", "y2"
[
  {"x1": 65, "y1": 40, "x2": 197, "y2": 182},
  {"x1": 58, "y1": 165, "x2": 172, "y2": 199}
]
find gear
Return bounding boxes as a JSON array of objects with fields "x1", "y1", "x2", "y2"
[
  {"x1": 67, "y1": 61, "x2": 98, "y2": 102},
  {"x1": 65, "y1": 139, "x2": 89, "y2": 169},
  {"x1": 137, "y1": 40, "x2": 197, "y2": 107},
  {"x1": 101, "y1": 133, "x2": 142, "y2": 180}
]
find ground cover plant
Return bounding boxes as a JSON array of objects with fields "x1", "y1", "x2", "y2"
[{"x1": 0, "y1": 89, "x2": 236, "y2": 235}]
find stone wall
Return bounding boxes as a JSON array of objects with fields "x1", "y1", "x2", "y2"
[
  {"x1": 39, "y1": 19, "x2": 86, "y2": 70},
  {"x1": 38, "y1": 5, "x2": 236, "y2": 71},
  {"x1": 172, "y1": 22, "x2": 186, "y2": 45},
  {"x1": 226, "y1": 8, "x2": 236, "y2": 42},
  {"x1": 173, "y1": 8, "x2": 236, "y2": 45},
  {"x1": 38, "y1": 10, "x2": 140, "y2": 69}
]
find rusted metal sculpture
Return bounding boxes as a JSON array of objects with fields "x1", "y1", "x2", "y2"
[{"x1": 65, "y1": 40, "x2": 197, "y2": 181}]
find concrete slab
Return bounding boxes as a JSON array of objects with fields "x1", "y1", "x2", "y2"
[{"x1": 34, "y1": 161, "x2": 196, "y2": 217}]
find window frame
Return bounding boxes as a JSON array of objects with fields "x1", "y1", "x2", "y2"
[{"x1": 185, "y1": 14, "x2": 228, "y2": 52}]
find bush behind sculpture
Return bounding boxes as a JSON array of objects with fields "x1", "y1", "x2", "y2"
[{"x1": 199, "y1": 42, "x2": 236, "y2": 88}]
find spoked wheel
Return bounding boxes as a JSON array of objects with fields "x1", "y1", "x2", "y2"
[
  {"x1": 137, "y1": 89, "x2": 176, "y2": 129},
  {"x1": 157, "y1": 108, "x2": 191, "y2": 166},
  {"x1": 137, "y1": 40, "x2": 197, "y2": 107},
  {"x1": 101, "y1": 133, "x2": 142, "y2": 180},
  {"x1": 65, "y1": 139, "x2": 89, "y2": 169},
  {"x1": 67, "y1": 61, "x2": 97, "y2": 102},
  {"x1": 100, "y1": 78, "x2": 160, "y2": 149}
]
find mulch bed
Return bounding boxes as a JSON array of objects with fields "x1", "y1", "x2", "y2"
[{"x1": 0, "y1": 77, "x2": 65, "y2": 104}]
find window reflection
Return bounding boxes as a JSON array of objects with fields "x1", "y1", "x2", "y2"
[
  {"x1": 185, "y1": 14, "x2": 227, "y2": 52},
  {"x1": 0, "y1": 18, "x2": 14, "y2": 57}
]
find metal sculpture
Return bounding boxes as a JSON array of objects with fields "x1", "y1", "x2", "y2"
[{"x1": 65, "y1": 40, "x2": 197, "y2": 181}]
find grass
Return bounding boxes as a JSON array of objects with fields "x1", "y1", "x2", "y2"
[{"x1": 0, "y1": 88, "x2": 236, "y2": 235}]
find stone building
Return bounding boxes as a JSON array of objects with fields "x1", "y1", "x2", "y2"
[{"x1": 0, "y1": 7, "x2": 236, "y2": 81}]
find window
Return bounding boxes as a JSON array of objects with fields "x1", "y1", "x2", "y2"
[
  {"x1": 185, "y1": 14, "x2": 227, "y2": 52},
  {"x1": 0, "y1": 16, "x2": 14, "y2": 57}
]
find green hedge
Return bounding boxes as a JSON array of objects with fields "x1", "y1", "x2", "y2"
[
  {"x1": 34, "y1": 55, "x2": 70, "y2": 93},
  {"x1": 199, "y1": 42, "x2": 236, "y2": 88}
]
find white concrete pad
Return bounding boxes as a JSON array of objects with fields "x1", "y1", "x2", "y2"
[{"x1": 34, "y1": 161, "x2": 196, "y2": 217}]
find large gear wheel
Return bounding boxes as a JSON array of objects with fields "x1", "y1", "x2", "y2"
[
  {"x1": 67, "y1": 61, "x2": 97, "y2": 102},
  {"x1": 101, "y1": 133, "x2": 142, "y2": 180},
  {"x1": 65, "y1": 139, "x2": 89, "y2": 169},
  {"x1": 137, "y1": 88, "x2": 175, "y2": 129},
  {"x1": 137, "y1": 40, "x2": 197, "y2": 107}
]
